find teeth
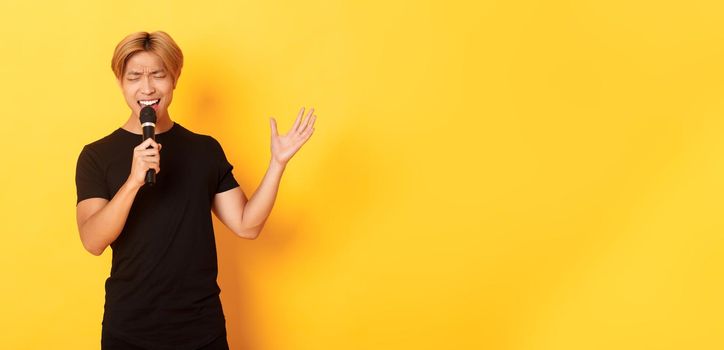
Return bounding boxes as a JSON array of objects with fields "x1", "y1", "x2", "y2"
[{"x1": 139, "y1": 99, "x2": 159, "y2": 106}]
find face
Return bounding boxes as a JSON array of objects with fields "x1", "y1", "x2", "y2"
[{"x1": 117, "y1": 51, "x2": 175, "y2": 120}]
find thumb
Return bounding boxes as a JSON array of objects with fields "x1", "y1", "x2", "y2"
[{"x1": 270, "y1": 117, "x2": 279, "y2": 137}]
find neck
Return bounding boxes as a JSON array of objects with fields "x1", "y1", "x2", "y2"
[{"x1": 122, "y1": 112, "x2": 174, "y2": 135}]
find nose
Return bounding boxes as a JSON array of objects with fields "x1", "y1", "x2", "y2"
[{"x1": 140, "y1": 76, "x2": 155, "y2": 95}]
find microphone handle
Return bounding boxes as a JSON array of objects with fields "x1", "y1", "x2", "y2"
[
  {"x1": 142, "y1": 124, "x2": 156, "y2": 186},
  {"x1": 145, "y1": 168, "x2": 156, "y2": 186}
]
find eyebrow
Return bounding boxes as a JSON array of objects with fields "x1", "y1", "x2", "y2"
[{"x1": 126, "y1": 69, "x2": 166, "y2": 76}]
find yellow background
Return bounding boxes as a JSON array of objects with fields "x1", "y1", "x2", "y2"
[{"x1": 0, "y1": 0, "x2": 722, "y2": 349}]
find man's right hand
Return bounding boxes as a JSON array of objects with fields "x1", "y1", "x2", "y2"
[{"x1": 128, "y1": 138, "x2": 162, "y2": 188}]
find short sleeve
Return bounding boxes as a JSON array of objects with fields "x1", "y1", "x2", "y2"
[
  {"x1": 212, "y1": 138, "x2": 240, "y2": 194},
  {"x1": 75, "y1": 145, "x2": 111, "y2": 204}
]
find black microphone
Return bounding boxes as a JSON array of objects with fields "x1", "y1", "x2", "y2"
[{"x1": 140, "y1": 106, "x2": 157, "y2": 186}]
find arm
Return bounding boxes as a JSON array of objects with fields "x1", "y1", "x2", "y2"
[
  {"x1": 76, "y1": 181, "x2": 142, "y2": 256},
  {"x1": 212, "y1": 161, "x2": 285, "y2": 239},
  {"x1": 76, "y1": 138, "x2": 162, "y2": 256},
  {"x1": 212, "y1": 106, "x2": 316, "y2": 239}
]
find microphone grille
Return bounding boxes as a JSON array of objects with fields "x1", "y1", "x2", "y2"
[{"x1": 140, "y1": 106, "x2": 157, "y2": 124}]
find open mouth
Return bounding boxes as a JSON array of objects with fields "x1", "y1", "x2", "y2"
[{"x1": 138, "y1": 99, "x2": 160, "y2": 110}]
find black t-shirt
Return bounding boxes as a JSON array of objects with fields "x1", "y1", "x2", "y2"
[{"x1": 75, "y1": 122, "x2": 239, "y2": 349}]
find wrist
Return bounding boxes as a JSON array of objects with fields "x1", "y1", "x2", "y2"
[
  {"x1": 269, "y1": 158, "x2": 287, "y2": 171},
  {"x1": 123, "y1": 177, "x2": 144, "y2": 192}
]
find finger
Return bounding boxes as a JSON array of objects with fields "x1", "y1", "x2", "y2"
[
  {"x1": 299, "y1": 107, "x2": 314, "y2": 132},
  {"x1": 135, "y1": 138, "x2": 159, "y2": 151},
  {"x1": 138, "y1": 149, "x2": 160, "y2": 157},
  {"x1": 301, "y1": 115, "x2": 316, "y2": 135},
  {"x1": 135, "y1": 138, "x2": 154, "y2": 151},
  {"x1": 291, "y1": 107, "x2": 304, "y2": 133},
  {"x1": 270, "y1": 117, "x2": 279, "y2": 137},
  {"x1": 143, "y1": 158, "x2": 160, "y2": 170},
  {"x1": 142, "y1": 155, "x2": 160, "y2": 163},
  {"x1": 298, "y1": 127, "x2": 315, "y2": 144},
  {"x1": 139, "y1": 147, "x2": 160, "y2": 154},
  {"x1": 142, "y1": 163, "x2": 160, "y2": 171}
]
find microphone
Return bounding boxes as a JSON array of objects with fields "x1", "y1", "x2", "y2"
[{"x1": 140, "y1": 106, "x2": 157, "y2": 186}]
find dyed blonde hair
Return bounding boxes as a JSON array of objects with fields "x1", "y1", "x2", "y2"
[{"x1": 111, "y1": 31, "x2": 183, "y2": 85}]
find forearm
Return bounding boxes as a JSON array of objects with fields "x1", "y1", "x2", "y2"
[
  {"x1": 80, "y1": 180, "x2": 141, "y2": 255},
  {"x1": 240, "y1": 160, "x2": 286, "y2": 236}
]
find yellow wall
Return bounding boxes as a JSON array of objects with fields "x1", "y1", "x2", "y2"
[{"x1": 0, "y1": 0, "x2": 722, "y2": 349}]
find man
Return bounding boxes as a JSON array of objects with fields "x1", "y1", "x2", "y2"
[{"x1": 75, "y1": 31, "x2": 316, "y2": 349}]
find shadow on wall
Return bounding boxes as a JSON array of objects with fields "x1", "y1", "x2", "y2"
[
  {"x1": 184, "y1": 43, "x2": 377, "y2": 349},
  {"x1": 182, "y1": 45, "x2": 311, "y2": 350},
  {"x1": 182, "y1": 44, "x2": 264, "y2": 350}
]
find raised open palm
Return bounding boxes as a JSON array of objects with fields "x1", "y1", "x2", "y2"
[{"x1": 270, "y1": 106, "x2": 317, "y2": 166}]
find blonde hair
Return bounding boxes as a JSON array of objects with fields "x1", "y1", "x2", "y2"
[{"x1": 111, "y1": 31, "x2": 183, "y2": 85}]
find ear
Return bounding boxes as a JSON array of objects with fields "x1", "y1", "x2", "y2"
[{"x1": 116, "y1": 77, "x2": 122, "y2": 89}]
